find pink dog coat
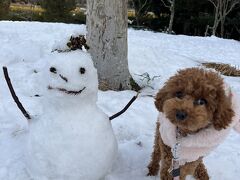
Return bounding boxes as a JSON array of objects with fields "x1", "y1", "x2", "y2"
[{"x1": 158, "y1": 88, "x2": 240, "y2": 166}]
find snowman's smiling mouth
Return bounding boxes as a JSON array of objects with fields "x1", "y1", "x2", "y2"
[{"x1": 48, "y1": 85, "x2": 86, "y2": 95}]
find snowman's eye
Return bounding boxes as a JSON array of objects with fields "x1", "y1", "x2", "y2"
[
  {"x1": 79, "y1": 67, "x2": 86, "y2": 74},
  {"x1": 50, "y1": 67, "x2": 57, "y2": 74}
]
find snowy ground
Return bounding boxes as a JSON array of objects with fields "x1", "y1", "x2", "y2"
[{"x1": 0, "y1": 21, "x2": 240, "y2": 180}]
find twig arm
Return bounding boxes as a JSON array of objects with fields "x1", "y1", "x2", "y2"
[
  {"x1": 109, "y1": 92, "x2": 139, "y2": 121},
  {"x1": 3, "y1": 66, "x2": 31, "y2": 120}
]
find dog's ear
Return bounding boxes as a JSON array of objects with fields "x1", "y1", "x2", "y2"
[
  {"x1": 212, "y1": 89, "x2": 234, "y2": 130},
  {"x1": 155, "y1": 86, "x2": 169, "y2": 112}
]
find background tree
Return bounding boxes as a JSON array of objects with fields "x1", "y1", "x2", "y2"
[
  {"x1": 40, "y1": 0, "x2": 76, "y2": 22},
  {"x1": 174, "y1": 0, "x2": 213, "y2": 36},
  {"x1": 225, "y1": 5, "x2": 240, "y2": 39},
  {"x1": 160, "y1": 0, "x2": 175, "y2": 33},
  {"x1": 87, "y1": 0, "x2": 132, "y2": 90},
  {"x1": 129, "y1": 0, "x2": 152, "y2": 27},
  {"x1": 0, "y1": 0, "x2": 10, "y2": 19},
  {"x1": 76, "y1": 0, "x2": 86, "y2": 7},
  {"x1": 207, "y1": 0, "x2": 240, "y2": 37}
]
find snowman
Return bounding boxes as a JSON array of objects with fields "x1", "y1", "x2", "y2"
[{"x1": 25, "y1": 51, "x2": 118, "y2": 180}]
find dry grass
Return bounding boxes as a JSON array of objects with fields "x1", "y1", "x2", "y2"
[
  {"x1": 128, "y1": 9, "x2": 135, "y2": 18},
  {"x1": 99, "y1": 80, "x2": 110, "y2": 91},
  {"x1": 10, "y1": 3, "x2": 44, "y2": 13},
  {"x1": 10, "y1": 3, "x2": 137, "y2": 17},
  {"x1": 202, "y1": 62, "x2": 240, "y2": 77}
]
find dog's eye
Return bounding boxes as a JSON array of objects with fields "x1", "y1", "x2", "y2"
[
  {"x1": 194, "y1": 98, "x2": 207, "y2": 105},
  {"x1": 79, "y1": 67, "x2": 86, "y2": 74},
  {"x1": 175, "y1": 91, "x2": 184, "y2": 99},
  {"x1": 50, "y1": 67, "x2": 57, "y2": 74}
]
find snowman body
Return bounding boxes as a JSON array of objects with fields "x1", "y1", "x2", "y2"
[{"x1": 26, "y1": 51, "x2": 117, "y2": 180}]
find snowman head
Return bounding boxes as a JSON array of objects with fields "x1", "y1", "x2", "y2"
[{"x1": 42, "y1": 51, "x2": 98, "y2": 103}]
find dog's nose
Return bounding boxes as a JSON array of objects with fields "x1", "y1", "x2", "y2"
[{"x1": 176, "y1": 110, "x2": 188, "y2": 121}]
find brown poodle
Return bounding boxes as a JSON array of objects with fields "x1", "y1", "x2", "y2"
[{"x1": 147, "y1": 68, "x2": 240, "y2": 180}]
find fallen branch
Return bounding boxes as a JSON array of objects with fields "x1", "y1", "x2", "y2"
[
  {"x1": 3, "y1": 66, "x2": 31, "y2": 120},
  {"x1": 109, "y1": 92, "x2": 139, "y2": 121}
]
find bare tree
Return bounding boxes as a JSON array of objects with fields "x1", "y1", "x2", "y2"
[
  {"x1": 207, "y1": 0, "x2": 240, "y2": 37},
  {"x1": 87, "y1": 0, "x2": 132, "y2": 90},
  {"x1": 129, "y1": 0, "x2": 152, "y2": 27},
  {"x1": 76, "y1": 0, "x2": 86, "y2": 7},
  {"x1": 161, "y1": 0, "x2": 175, "y2": 33},
  {"x1": 235, "y1": 25, "x2": 240, "y2": 34}
]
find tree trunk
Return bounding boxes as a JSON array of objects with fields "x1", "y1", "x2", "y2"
[
  {"x1": 212, "y1": 6, "x2": 219, "y2": 36},
  {"x1": 205, "y1": 25, "x2": 210, "y2": 36},
  {"x1": 212, "y1": 22, "x2": 217, "y2": 36},
  {"x1": 168, "y1": 0, "x2": 175, "y2": 33},
  {"x1": 135, "y1": 12, "x2": 140, "y2": 27},
  {"x1": 220, "y1": 17, "x2": 225, "y2": 37},
  {"x1": 87, "y1": 0, "x2": 132, "y2": 90}
]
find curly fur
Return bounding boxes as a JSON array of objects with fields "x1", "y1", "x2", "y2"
[{"x1": 148, "y1": 68, "x2": 235, "y2": 180}]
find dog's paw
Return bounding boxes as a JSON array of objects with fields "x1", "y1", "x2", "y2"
[
  {"x1": 147, "y1": 172, "x2": 156, "y2": 176},
  {"x1": 147, "y1": 166, "x2": 159, "y2": 176}
]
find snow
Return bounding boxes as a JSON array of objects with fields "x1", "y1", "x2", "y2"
[{"x1": 0, "y1": 21, "x2": 240, "y2": 180}]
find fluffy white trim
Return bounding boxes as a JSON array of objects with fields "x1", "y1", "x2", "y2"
[{"x1": 233, "y1": 94, "x2": 240, "y2": 134}]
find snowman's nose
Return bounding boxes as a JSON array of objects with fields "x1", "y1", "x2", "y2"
[{"x1": 59, "y1": 74, "x2": 68, "y2": 82}]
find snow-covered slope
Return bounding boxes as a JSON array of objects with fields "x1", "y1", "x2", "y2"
[{"x1": 0, "y1": 21, "x2": 240, "y2": 180}]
